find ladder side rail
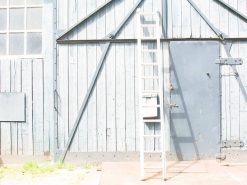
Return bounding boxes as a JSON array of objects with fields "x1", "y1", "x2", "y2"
[
  {"x1": 156, "y1": 11, "x2": 167, "y2": 180},
  {"x1": 137, "y1": 10, "x2": 145, "y2": 180}
]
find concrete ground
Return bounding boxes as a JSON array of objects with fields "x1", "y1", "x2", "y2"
[{"x1": 99, "y1": 160, "x2": 247, "y2": 185}]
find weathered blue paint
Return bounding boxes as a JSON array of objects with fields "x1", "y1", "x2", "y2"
[{"x1": 169, "y1": 41, "x2": 220, "y2": 160}]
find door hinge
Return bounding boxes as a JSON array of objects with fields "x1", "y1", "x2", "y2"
[
  {"x1": 221, "y1": 140, "x2": 244, "y2": 148},
  {"x1": 216, "y1": 58, "x2": 243, "y2": 65}
]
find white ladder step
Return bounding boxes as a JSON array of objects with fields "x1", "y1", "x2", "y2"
[
  {"x1": 143, "y1": 119, "x2": 161, "y2": 123},
  {"x1": 143, "y1": 134, "x2": 161, "y2": 138},
  {"x1": 141, "y1": 63, "x2": 159, "y2": 66},
  {"x1": 141, "y1": 24, "x2": 156, "y2": 28},
  {"x1": 141, "y1": 49, "x2": 157, "y2": 53},
  {"x1": 142, "y1": 105, "x2": 160, "y2": 108},
  {"x1": 140, "y1": 37, "x2": 157, "y2": 40},
  {"x1": 144, "y1": 150, "x2": 162, "y2": 153},
  {"x1": 140, "y1": 12, "x2": 157, "y2": 16},
  {"x1": 142, "y1": 90, "x2": 159, "y2": 93},
  {"x1": 144, "y1": 166, "x2": 163, "y2": 169},
  {"x1": 141, "y1": 76, "x2": 159, "y2": 79}
]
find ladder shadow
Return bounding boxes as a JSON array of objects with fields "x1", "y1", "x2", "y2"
[
  {"x1": 168, "y1": 50, "x2": 200, "y2": 161},
  {"x1": 143, "y1": 161, "x2": 201, "y2": 181}
]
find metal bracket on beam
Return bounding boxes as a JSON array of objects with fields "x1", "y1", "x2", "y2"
[
  {"x1": 216, "y1": 58, "x2": 243, "y2": 65},
  {"x1": 187, "y1": 0, "x2": 227, "y2": 40},
  {"x1": 213, "y1": 0, "x2": 247, "y2": 23},
  {"x1": 60, "y1": 0, "x2": 145, "y2": 162},
  {"x1": 221, "y1": 140, "x2": 244, "y2": 148}
]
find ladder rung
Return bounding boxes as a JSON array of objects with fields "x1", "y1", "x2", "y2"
[
  {"x1": 143, "y1": 134, "x2": 161, "y2": 138},
  {"x1": 142, "y1": 49, "x2": 157, "y2": 53},
  {"x1": 140, "y1": 37, "x2": 157, "y2": 40},
  {"x1": 141, "y1": 76, "x2": 159, "y2": 79},
  {"x1": 144, "y1": 166, "x2": 163, "y2": 169},
  {"x1": 142, "y1": 93, "x2": 159, "y2": 97},
  {"x1": 143, "y1": 119, "x2": 161, "y2": 123},
  {"x1": 141, "y1": 49, "x2": 157, "y2": 53},
  {"x1": 140, "y1": 12, "x2": 157, "y2": 16},
  {"x1": 141, "y1": 63, "x2": 158, "y2": 66},
  {"x1": 144, "y1": 150, "x2": 162, "y2": 153},
  {"x1": 142, "y1": 90, "x2": 159, "y2": 93},
  {"x1": 141, "y1": 24, "x2": 156, "y2": 28},
  {"x1": 142, "y1": 105, "x2": 160, "y2": 108}
]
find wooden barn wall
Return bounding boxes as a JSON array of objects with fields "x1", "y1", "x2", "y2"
[
  {"x1": 0, "y1": 0, "x2": 54, "y2": 156},
  {"x1": 0, "y1": 59, "x2": 53, "y2": 156},
  {"x1": 56, "y1": 0, "x2": 247, "y2": 153}
]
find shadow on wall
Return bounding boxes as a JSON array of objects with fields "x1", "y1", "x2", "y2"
[{"x1": 169, "y1": 50, "x2": 200, "y2": 161}]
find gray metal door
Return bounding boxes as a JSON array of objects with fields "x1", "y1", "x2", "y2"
[{"x1": 169, "y1": 41, "x2": 220, "y2": 160}]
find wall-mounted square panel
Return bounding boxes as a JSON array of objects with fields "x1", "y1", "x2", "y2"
[{"x1": 0, "y1": 93, "x2": 26, "y2": 122}]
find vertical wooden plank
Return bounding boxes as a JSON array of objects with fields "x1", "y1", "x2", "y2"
[
  {"x1": 32, "y1": 59, "x2": 44, "y2": 155},
  {"x1": 87, "y1": 44, "x2": 98, "y2": 152},
  {"x1": 43, "y1": 59, "x2": 53, "y2": 154},
  {"x1": 181, "y1": 0, "x2": 191, "y2": 37},
  {"x1": 125, "y1": 43, "x2": 136, "y2": 151},
  {"x1": 105, "y1": 0, "x2": 115, "y2": 36},
  {"x1": 198, "y1": 0, "x2": 206, "y2": 37},
  {"x1": 68, "y1": 48, "x2": 79, "y2": 152},
  {"x1": 219, "y1": 0, "x2": 229, "y2": 35},
  {"x1": 229, "y1": 44, "x2": 240, "y2": 140},
  {"x1": 106, "y1": 44, "x2": 116, "y2": 152},
  {"x1": 210, "y1": 0, "x2": 220, "y2": 38},
  {"x1": 0, "y1": 60, "x2": 11, "y2": 155},
  {"x1": 201, "y1": 0, "x2": 213, "y2": 37},
  {"x1": 58, "y1": 45, "x2": 69, "y2": 150},
  {"x1": 21, "y1": 59, "x2": 33, "y2": 155},
  {"x1": 105, "y1": 0, "x2": 116, "y2": 152},
  {"x1": 67, "y1": 0, "x2": 79, "y2": 152},
  {"x1": 238, "y1": 0, "x2": 247, "y2": 37},
  {"x1": 125, "y1": 0, "x2": 136, "y2": 151},
  {"x1": 171, "y1": 0, "x2": 182, "y2": 37},
  {"x1": 57, "y1": 0, "x2": 68, "y2": 30},
  {"x1": 167, "y1": 0, "x2": 173, "y2": 37},
  {"x1": 114, "y1": 0, "x2": 125, "y2": 39},
  {"x1": 16, "y1": 60, "x2": 23, "y2": 155},
  {"x1": 96, "y1": 0, "x2": 107, "y2": 152},
  {"x1": 123, "y1": 0, "x2": 135, "y2": 39},
  {"x1": 115, "y1": 43, "x2": 126, "y2": 152},
  {"x1": 86, "y1": 0, "x2": 98, "y2": 152},
  {"x1": 10, "y1": 60, "x2": 22, "y2": 155},
  {"x1": 190, "y1": 0, "x2": 201, "y2": 37},
  {"x1": 239, "y1": 42, "x2": 247, "y2": 146},
  {"x1": 115, "y1": 0, "x2": 126, "y2": 152},
  {"x1": 77, "y1": 44, "x2": 88, "y2": 152},
  {"x1": 228, "y1": 0, "x2": 238, "y2": 37},
  {"x1": 77, "y1": 0, "x2": 88, "y2": 152},
  {"x1": 0, "y1": 60, "x2": 1, "y2": 155},
  {"x1": 43, "y1": 0, "x2": 54, "y2": 156},
  {"x1": 96, "y1": 44, "x2": 107, "y2": 152},
  {"x1": 56, "y1": 0, "x2": 68, "y2": 152}
]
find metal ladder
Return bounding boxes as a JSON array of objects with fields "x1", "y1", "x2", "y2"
[{"x1": 137, "y1": 10, "x2": 166, "y2": 180}]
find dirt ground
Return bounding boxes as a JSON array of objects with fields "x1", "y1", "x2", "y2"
[
  {"x1": 100, "y1": 160, "x2": 247, "y2": 185},
  {"x1": 0, "y1": 162, "x2": 101, "y2": 185},
  {"x1": 1, "y1": 160, "x2": 247, "y2": 185}
]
